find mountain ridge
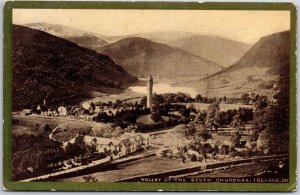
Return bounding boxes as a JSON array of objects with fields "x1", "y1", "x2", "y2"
[
  {"x1": 202, "y1": 30, "x2": 290, "y2": 97},
  {"x1": 24, "y1": 23, "x2": 251, "y2": 67},
  {"x1": 12, "y1": 24, "x2": 136, "y2": 110},
  {"x1": 207, "y1": 30, "x2": 290, "y2": 79},
  {"x1": 99, "y1": 36, "x2": 224, "y2": 78},
  {"x1": 25, "y1": 23, "x2": 110, "y2": 50}
]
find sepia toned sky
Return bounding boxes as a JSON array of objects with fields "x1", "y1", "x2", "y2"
[{"x1": 13, "y1": 9, "x2": 290, "y2": 44}]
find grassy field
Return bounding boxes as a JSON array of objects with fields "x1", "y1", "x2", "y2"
[
  {"x1": 184, "y1": 159, "x2": 288, "y2": 178},
  {"x1": 136, "y1": 114, "x2": 155, "y2": 124},
  {"x1": 60, "y1": 155, "x2": 202, "y2": 182},
  {"x1": 150, "y1": 129, "x2": 188, "y2": 149}
]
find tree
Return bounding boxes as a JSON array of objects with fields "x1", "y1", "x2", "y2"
[
  {"x1": 195, "y1": 94, "x2": 203, "y2": 102},
  {"x1": 44, "y1": 124, "x2": 51, "y2": 132},
  {"x1": 230, "y1": 131, "x2": 241, "y2": 148},
  {"x1": 194, "y1": 111, "x2": 206, "y2": 123},
  {"x1": 90, "y1": 102, "x2": 96, "y2": 110},
  {"x1": 254, "y1": 75, "x2": 289, "y2": 154},
  {"x1": 238, "y1": 108, "x2": 254, "y2": 122},
  {"x1": 231, "y1": 115, "x2": 244, "y2": 130},
  {"x1": 150, "y1": 112, "x2": 162, "y2": 123},
  {"x1": 205, "y1": 104, "x2": 221, "y2": 132},
  {"x1": 83, "y1": 175, "x2": 98, "y2": 182},
  {"x1": 140, "y1": 96, "x2": 147, "y2": 106},
  {"x1": 120, "y1": 111, "x2": 138, "y2": 123},
  {"x1": 188, "y1": 137, "x2": 208, "y2": 162},
  {"x1": 256, "y1": 130, "x2": 273, "y2": 154},
  {"x1": 253, "y1": 96, "x2": 268, "y2": 111},
  {"x1": 94, "y1": 112, "x2": 110, "y2": 122},
  {"x1": 250, "y1": 92, "x2": 257, "y2": 101},
  {"x1": 115, "y1": 99, "x2": 122, "y2": 106},
  {"x1": 253, "y1": 106, "x2": 284, "y2": 134},
  {"x1": 179, "y1": 107, "x2": 191, "y2": 118},
  {"x1": 241, "y1": 93, "x2": 251, "y2": 104},
  {"x1": 220, "y1": 144, "x2": 230, "y2": 155},
  {"x1": 223, "y1": 96, "x2": 227, "y2": 103},
  {"x1": 273, "y1": 75, "x2": 289, "y2": 132},
  {"x1": 177, "y1": 121, "x2": 211, "y2": 141},
  {"x1": 247, "y1": 76, "x2": 254, "y2": 82}
]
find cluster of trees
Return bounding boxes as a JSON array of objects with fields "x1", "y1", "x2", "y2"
[
  {"x1": 93, "y1": 108, "x2": 150, "y2": 128},
  {"x1": 203, "y1": 104, "x2": 253, "y2": 131},
  {"x1": 175, "y1": 121, "x2": 250, "y2": 163},
  {"x1": 251, "y1": 75, "x2": 289, "y2": 154},
  {"x1": 195, "y1": 93, "x2": 260, "y2": 105},
  {"x1": 64, "y1": 137, "x2": 97, "y2": 159},
  {"x1": 139, "y1": 92, "x2": 266, "y2": 107},
  {"x1": 12, "y1": 132, "x2": 64, "y2": 181},
  {"x1": 94, "y1": 100, "x2": 144, "y2": 110},
  {"x1": 137, "y1": 116, "x2": 189, "y2": 133},
  {"x1": 152, "y1": 93, "x2": 194, "y2": 104},
  {"x1": 12, "y1": 124, "x2": 110, "y2": 181}
]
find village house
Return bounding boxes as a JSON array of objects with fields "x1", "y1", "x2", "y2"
[
  {"x1": 83, "y1": 136, "x2": 120, "y2": 154},
  {"x1": 57, "y1": 106, "x2": 71, "y2": 116},
  {"x1": 22, "y1": 109, "x2": 32, "y2": 116},
  {"x1": 116, "y1": 133, "x2": 150, "y2": 157},
  {"x1": 63, "y1": 133, "x2": 151, "y2": 160}
]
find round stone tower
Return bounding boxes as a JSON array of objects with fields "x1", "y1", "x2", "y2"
[{"x1": 147, "y1": 75, "x2": 153, "y2": 110}]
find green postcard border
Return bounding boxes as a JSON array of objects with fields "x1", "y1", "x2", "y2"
[{"x1": 2, "y1": 1, "x2": 297, "y2": 191}]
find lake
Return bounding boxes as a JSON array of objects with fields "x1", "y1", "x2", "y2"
[
  {"x1": 80, "y1": 79, "x2": 207, "y2": 106},
  {"x1": 128, "y1": 82, "x2": 200, "y2": 98}
]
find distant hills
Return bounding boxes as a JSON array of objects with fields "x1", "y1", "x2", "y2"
[
  {"x1": 99, "y1": 37, "x2": 224, "y2": 78},
  {"x1": 203, "y1": 31, "x2": 290, "y2": 97},
  {"x1": 26, "y1": 23, "x2": 109, "y2": 51},
  {"x1": 20, "y1": 23, "x2": 290, "y2": 99},
  {"x1": 25, "y1": 23, "x2": 250, "y2": 67},
  {"x1": 133, "y1": 32, "x2": 251, "y2": 67},
  {"x1": 12, "y1": 25, "x2": 136, "y2": 110}
]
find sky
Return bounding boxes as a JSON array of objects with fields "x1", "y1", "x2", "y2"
[{"x1": 13, "y1": 9, "x2": 290, "y2": 44}]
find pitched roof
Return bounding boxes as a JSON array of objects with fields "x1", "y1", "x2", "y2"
[{"x1": 83, "y1": 136, "x2": 119, "y2": 146}]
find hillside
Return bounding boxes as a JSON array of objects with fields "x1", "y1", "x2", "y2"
[
  {"x1": 12, "y1": 25, "x2": 136, "y2": 111},
  {"x1": 133, "y1": 32, "x2": 251, "y2": 67},
  {"x1": 202, "y1": 31, "x2": 290, "y2": 97},
  {"x1": 99, "y1": 37, "x2": 223, "y2": 79},
  {"x1": 25, "y1": 23, "x2": 109, "y2": 50}
]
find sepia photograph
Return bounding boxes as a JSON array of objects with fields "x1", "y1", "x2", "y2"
[{"x1": 3, "y1": 1, "x2": 296, "y2": 192}]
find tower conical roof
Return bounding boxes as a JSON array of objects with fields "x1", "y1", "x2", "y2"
[{"x1": 147, "y1": 75, "x2": 153, "y2": 81}]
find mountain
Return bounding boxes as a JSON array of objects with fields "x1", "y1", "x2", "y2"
[
  {"x1": 203, "y1": 31, "x2": 290, "y2": 97},
  {"x1": 98, "y1": 37, "x2": 224, "y2": 79},
  {"x1": 132, "y1": 32, "x2": 251, "y2": 67},
  {"x1": 12, "y1": 25, "x2": 136, "y2": 111},
  {"x1": 25, "y1": 23, "x2": 109, "y2": 51},
  {"x1": 25, "y1": 24, "x2": 250, "y2": 67}
]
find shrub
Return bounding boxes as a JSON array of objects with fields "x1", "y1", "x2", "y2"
[
  {"x1": 220, "y1": 144, "x2": 230, "y2": 155},
  {"x1": 198, "y1": 155, "x2": 204, "y2": 162},
  {"x1": 150, "y1": 112, "x2": 162, "y2": 122},
  {"x1": 83, "y1": 175, "x2": 98, "y2": 182},
  {"x1": 229, "y1": 150, "x2": 240, "y2": 158},
  {"x1": 190, "y1": 154, "x2": 198, "y2": 162}
]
